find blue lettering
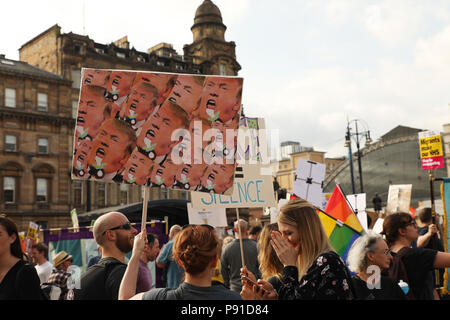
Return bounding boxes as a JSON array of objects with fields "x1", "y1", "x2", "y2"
[
  {"x1": 218, "y1": 194, "x2": 230, "y2": 204},
  {"x1": 230, "y1": 185, "x2": 240, "y2": 204},
  {"x1": 256, "y1": 180, "x2": 264, "y2": 202},
  {"x1": 237, "y1": 182, "x2": 247, "y2": 203},
  {"x1": 200, "y1": 193, "x2": 215, "y2": 206},
  {"x1": 246, "y1": 181, "x2": 256, "y2": 202}
]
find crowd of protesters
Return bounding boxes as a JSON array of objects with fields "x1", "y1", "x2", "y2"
[{"x1": 1, "y1": 199, "x2": 450, "y2": 301}]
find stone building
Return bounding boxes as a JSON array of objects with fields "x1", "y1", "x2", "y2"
[
  {"x1": 0, "y1": 55, "x2": 74, "y2": 230},
  {"x1": 8, "y1": 0, "x2": 240, "y2": 228},
  {"x1": 323, "y1": 125, "x2": 448, "y2": 208}
]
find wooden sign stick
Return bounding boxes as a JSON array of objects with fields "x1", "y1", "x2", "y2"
[
  {"x1": 141, "y1": 186, "x2": 150, "y2": 233},
  {"x1": 235, "y1": 207, "x2": 245, "y2": 268}
]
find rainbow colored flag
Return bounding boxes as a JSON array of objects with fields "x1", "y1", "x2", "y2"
[{"x1": 319, "y1": 185, "x2": 364, "y2": 262}]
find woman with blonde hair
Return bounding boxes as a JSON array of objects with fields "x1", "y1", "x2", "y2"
[
  {"x1": 257, "y1": 223, "x2": 283, "y2": 292},
  {"x1": 241, "y1": 198, "x2": 354, "y2": 300},
  {"x1": 119, "y1": 225, "x2": 241, "y2": 300}
]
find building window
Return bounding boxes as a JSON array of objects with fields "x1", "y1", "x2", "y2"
[
  {"x1": 38, "y1": 138, "x2": 48, "y2": 154},
  {"x1": 74, "y1": 181, "x2": 83, "y2": 205},
  {"x1": 37, "y1": 93, "x2": 48, "y2": 111},
  {"x1": 36, "y1": 178, "x2": 47, "y2": 202},
  {"x1": 219, "y1": 64, "x2": 227, "y2": 76},
  {"x1": 3, "y1": 177, "x2": 15, "y2": 203},
  {"x1": 5, "y1": 88, "x2": 16, "y2": 108},
  {"x1": 116, "y1": 52, "x2": 126, "y2": 59},
  {"x1": 97, "y1": 183, "x2": 106, "y2": 207},
  {"x1": 71, "y1": 69, "x2": 81, "y2": 89},
  {"x1": 120, "y1": 184, "x2": 128, "y2": 205},
  {"x1": 72, "y1": 100, "x2": 79, "y2": 119},
  {"x1": 5, "y1": 135, "x2": 17, "y2": 152}
]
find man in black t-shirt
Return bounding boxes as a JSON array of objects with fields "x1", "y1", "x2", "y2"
[
  {"x1": 75, "y1": 212, "x2": 137, "y2": 300},
  {"x1": 417, "y1": 207, "x2": 445, "y2": 294}
]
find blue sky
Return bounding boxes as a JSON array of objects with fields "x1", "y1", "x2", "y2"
[{"x1": 2, "y1": 0, "x2": 450, "y2": 157}]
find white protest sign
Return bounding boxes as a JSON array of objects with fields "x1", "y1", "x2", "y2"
[
  {"x1": 270, "y1": 198, "x2": 289, "y2": 224},
  {"x1": 373, "y1": 218, "x2": 384, "y2": 234},
  {"x1": 346, "y1": 193, "x2": 368, "y2": 231},
  {"x1": 187, "y1": 203, "x2": 227, "y2": 227},
  {"x1": 386, "y1": 184, "x2": 412, "y2": 215},
  {"x1": 236, "y1": 117, "x2": 269, "y2": 165},
  {"x1": 191, "y1": 164, "x2": 276, "y2": 209},
  {"x1": 70, "y1": 208, "x2": 80, "y2": 232},
  {"x1": 293, "y1": 158, "x2": 326, "y2": 209}
]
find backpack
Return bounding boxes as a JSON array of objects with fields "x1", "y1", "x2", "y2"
[
  {"x1": 41, "y1": 282, "x2": 62, "y2": 300},
  {"x1": 386, "y1": 247, "x2": 416, "y2": 300},
  {"x1": 73, "y1": 258, "x2": 124, "y2": 300}
]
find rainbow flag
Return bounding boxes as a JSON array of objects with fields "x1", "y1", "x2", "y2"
[{"x1": 319, "y1": 185, "x2": 364, "y2": 262}]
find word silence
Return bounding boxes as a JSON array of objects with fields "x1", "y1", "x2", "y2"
[{"x1": 191, "y1": 164, "x2": 276, "y2": 209}]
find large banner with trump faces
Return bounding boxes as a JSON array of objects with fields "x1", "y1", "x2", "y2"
[{"x1": 72, "y1": 68, "x2": 243, "y2": 195}]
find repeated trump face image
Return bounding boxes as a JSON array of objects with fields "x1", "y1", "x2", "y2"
[{"x1": 72, "y1": 68, "x2": 243, "y2": 195}]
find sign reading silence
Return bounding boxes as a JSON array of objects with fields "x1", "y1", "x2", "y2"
[
  {"x1": 191, "y1": 164, "x2": 276, "y2": 209},
  {"x1": 418, "y1": 130, "x2": 444, "y2": 170}
]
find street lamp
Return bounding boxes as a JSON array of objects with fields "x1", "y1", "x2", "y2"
[{"x1": 345, "y1": 119, "x2": 372, "y2": 194}]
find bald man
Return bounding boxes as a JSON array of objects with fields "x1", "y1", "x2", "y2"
[
  {"x1": 75, "y1": 212, "x2": 138, "y2": 300},
  {"x1": 220, "y1": 219, "x2": 261, "y2": 293}
]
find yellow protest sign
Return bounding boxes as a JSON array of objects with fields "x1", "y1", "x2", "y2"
[{"x1": 418, "y1": 130, "x2": 444, "y2": 170}]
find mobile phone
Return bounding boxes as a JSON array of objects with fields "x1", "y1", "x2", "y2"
[{"x1": 242, "y1": 275, "x2": 258, "y2": 286}]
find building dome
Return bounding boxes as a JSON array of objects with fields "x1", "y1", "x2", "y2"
[{"x1": 194, "y1": 0, "x2": 224, "y2": 25}]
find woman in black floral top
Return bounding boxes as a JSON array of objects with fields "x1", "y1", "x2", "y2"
[{"x1": 241, "y1": 198, "x2": 355, "y2": 300}]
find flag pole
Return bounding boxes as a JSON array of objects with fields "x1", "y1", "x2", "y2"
[
  {"x1": 141, "y1": 186, "x2": 150, "y2": 233},
  {"x1": 235, "y1": 208, "x2": 245, "y2": 268}
]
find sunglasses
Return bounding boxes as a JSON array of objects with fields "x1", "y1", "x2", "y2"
[
  {"x1": 406, "y1": 220, "x2": 417, "y2": 227},
  {"x1": 102, "y1": 222, "x2": 132, "y2": 235}
]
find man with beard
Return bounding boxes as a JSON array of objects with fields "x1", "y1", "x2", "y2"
[{"x1": 74, "y1": 212, "x2": 137, "y2": 300}]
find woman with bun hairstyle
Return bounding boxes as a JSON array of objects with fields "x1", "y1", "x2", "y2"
[
  {"x1": 119, "y1": 225, "x2": 241, "y2": 300},
  {"x1": 0, "y1": 215, "x2": 44, "y2": 300}
]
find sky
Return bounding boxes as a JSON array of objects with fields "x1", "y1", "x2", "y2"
[{"x1": 2, "y1": 0, "x2": 450, "y2": 158}]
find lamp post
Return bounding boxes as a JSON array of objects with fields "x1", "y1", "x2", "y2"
[{"x1": 344, "y1": 119, "x2": 372, "y2": 194}]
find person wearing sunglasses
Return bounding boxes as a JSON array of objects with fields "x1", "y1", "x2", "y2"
[
  {"x1": 119, "y1": 224, "x2": 242, "y2": 300},
  {"x1": 382, "y1": 212, "x2": 450, "y2": 300},
  {"x1": 75, "y1": 212, "x2": 137, "y2": 300},
  {"x1": 347, "y1": 231, "x2": 406, "y2": 300}
]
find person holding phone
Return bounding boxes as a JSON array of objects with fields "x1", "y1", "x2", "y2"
[{"x1": 241, "y1": 198, "x2": 355, "y2": 300}]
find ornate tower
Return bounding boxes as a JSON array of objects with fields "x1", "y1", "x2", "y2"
[{"x1": 184, "y1": 0, "x2": 241, "y2": 76}]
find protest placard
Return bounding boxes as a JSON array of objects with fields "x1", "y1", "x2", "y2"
[
  {"x1": 190, "y1": 164, "x2": 276, "y2": 209},
  {"x1": 346, "y1": 193, "x2": 368, "y2": 231},
  {"x1": 187, "y1": 203, "x2": 227, "y2": 227},
  {"x1": 236, "y1": 117, "x2": 268, "y2": 165},
  {"x1": 72, "y1": 68, "x2": 244, "y2": 196},
  {"x1": 386, "y1": 184, "x2": 412, "y2": 215},
  {"x1": 418, "y1": 130, "x2": 445, "y2": 170},
  {"x1": 70, "y1": 208, "x2": 80, "y2": 232},
  {"x1": 293, "y1": 158, "x2": 326, "y2": 209}
]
